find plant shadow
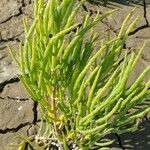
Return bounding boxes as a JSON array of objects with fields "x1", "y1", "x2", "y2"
[
  {"x1": 87, "y1": 0, "x2": 150, "y2": 8},
  {"x1": 107, "y1": 119, "x2": 150, "y2": 149}
]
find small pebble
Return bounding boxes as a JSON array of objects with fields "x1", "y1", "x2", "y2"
[{"x1": 18, "y1": 105, "x2": 22, "y2": 110}]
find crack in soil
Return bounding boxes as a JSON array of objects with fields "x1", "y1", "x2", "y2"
[
  {"x1": 0, "y1": 96, "x2": 29, "y2": 101},
  {"x1": 83, "y1": 1, "x2": 150, "y2": 37},
  {"x1": 0, "y1": 99, "x2": 39, "y2": 135},
  {"x1": 114, "y1": 133, "x2": 125, "y2": 150},
  {"x1": 0, "y1": 122, "x2": 31, "y2": 134},
  {"x1": 0, "y1": 32, "x2": 23, "y2": 43},
  {"x1": 129, "y1": 25, "x2": 150, "y2": 36},
  {"x1": 127, "y1": 0, "x2": 150, "y2": 36},
  {"x1": 0, "y1": 75, "x2": 19, "y2": 93},
  {"x1": 0, "y1": 0, "x2": 27, "y2": 25},
  {"x1": 143, "y1": 0, "x2": 149, "y2": 26},
  {"x1": 82, "y1": 3, "x2": 118, "y2": 34},
  {"x1": 26, "y1": 101, "x2": 39, "y2": 137},
  {"x1": 32, "y1": 101, "x2": 38, "y2": 125}
]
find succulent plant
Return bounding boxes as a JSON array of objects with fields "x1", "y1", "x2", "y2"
[{"x1": 9, "y1": 0, "x2": 150, "y2": 149}]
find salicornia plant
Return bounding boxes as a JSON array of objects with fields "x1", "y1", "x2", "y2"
[{"x1": 9, "y1": 0, "x2": 150, "y2": 149}]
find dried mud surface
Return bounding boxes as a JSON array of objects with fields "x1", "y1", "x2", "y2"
[{"x1": 0, "y1": 0, "x2": 150, "y2": 149}]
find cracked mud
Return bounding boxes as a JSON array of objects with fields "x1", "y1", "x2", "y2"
[{"x1": 0, "y1": 0, "x2": 150, "y2": 149}]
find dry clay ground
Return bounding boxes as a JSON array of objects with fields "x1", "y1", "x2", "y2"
[{"x1": 0, "y1": 0, "x2": 150, "y2": 149}]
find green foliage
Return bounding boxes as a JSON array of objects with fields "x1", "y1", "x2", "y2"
[{"x1": 10, "y1": 0, "x2": 150, "y2": 149}]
